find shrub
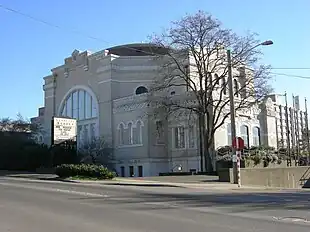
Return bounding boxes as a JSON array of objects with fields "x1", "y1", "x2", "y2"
[{"x1": 55, "y1": 164, "x2": 116, "y2": 180}]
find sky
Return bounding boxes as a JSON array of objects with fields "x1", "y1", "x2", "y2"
[{"x1": 1, "y1": 0, "x2": 310, "y2": 119}]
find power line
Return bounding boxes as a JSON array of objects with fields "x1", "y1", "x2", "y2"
[
  {"x1": 271, "y1": 68, "x2": 310, "y2": 70},
  {"x1": 2, "y1": 3, "x2": 310, "y2": 81},
  {"x1": 0, "y1": 4, "x2": 158, "y2": 56},
  {"x1": 271, "y1": 72, "x2": 310, "y2": 80}
]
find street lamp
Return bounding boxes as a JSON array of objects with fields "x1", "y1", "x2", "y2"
[{"x1": 227, "y1": 40, "x2": 273, "y2": 185}]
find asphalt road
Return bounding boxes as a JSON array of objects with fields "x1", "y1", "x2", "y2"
[{"x1": 0, "y1": 177, "x2": 310, "y2": 231}]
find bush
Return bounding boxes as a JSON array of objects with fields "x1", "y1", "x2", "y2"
[{"x1": 55, "y1": 164, "x2": 116, "y2": 180}]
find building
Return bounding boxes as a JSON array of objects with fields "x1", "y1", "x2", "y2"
[{"x1": 32, "y1": 43, "x2": 307, "y2": 176}]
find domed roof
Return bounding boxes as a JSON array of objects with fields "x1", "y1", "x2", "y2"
[{"x1": 106, "y1": 43, "x2": 169, "y2": 56}]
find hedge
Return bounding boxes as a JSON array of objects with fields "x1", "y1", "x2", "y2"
[{"x1": 55, "y1": 164, "x2": 116, "y2": 179}]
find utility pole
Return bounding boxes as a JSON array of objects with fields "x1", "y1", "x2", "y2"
[
  {"x1": 305, "y1": 98, "x2": 310, "y2": 164},
  {"x1": 227, "y1": 49, "x2": 238, "y2": 184},
  {"x1": 284, "y1": 92, "x2": 291, "y2": 166}
]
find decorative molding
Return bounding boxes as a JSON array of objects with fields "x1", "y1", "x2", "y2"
[{"x1": 113, "y1": 102, "x2": 148, "y2": 114}]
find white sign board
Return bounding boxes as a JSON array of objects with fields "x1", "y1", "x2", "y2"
[{"x1": 52, "y1": 117, "x2": 77, "y2": 144}]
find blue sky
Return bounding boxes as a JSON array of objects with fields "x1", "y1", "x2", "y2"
[{"x1": 1, "y1": 0, "x2": 310, "y2": 119}]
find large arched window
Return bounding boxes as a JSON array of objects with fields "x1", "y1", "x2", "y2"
[
  {"x1": 135, "y1": 86, "x2": 148, "y2": 95},
  {"x1": 252, "y1": 127, "x2": 261, "y2": 146},
  {"x1": 240, "y1": 125, "x2": 249, "y2": 148},
  {"x1": 59, "y1": 87, "x2": 99, "y2": 146}
]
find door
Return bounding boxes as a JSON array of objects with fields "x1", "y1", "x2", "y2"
[
  {"x1": 120, "y1": 166, "x2": 125, "y2": 177},
  {"x1": 138, "y1": 166, "x2": 143, "y2": 177},
  {"x1": 129, "y1": 166, "x2": 134, "y2": 177}
]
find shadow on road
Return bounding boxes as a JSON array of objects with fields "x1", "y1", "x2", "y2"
[
  {"x1": 103, "y1": 182, "x2": 186, "y2": 188},
  {"x1": 73, "y1": 189, "x2": 310, "y2": 214}
]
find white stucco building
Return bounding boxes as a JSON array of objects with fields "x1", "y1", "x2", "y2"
[{"x1": 31, "y1": 43, "x2": 307, "y2": 177}]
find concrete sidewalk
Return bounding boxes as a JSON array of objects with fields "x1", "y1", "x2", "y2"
[{"x1": 1, "y1": 172, "x2": 308, "y2": 192}]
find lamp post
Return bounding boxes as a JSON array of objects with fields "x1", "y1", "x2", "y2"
[{"x1": 228, "y1": 40, "x2": 273, "y2": 184}]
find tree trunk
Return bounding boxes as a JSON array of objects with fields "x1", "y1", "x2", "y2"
[
  {"x1": 202, "y1": 115, "x2": 214, "y2": 173},
  {"x1": 198, "y1": 114, "x2": 204, "y2": 172}
]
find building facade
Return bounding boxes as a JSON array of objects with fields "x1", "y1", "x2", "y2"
[{"x1": 32, "y1": 43, "x2": 307, "y2": 177}]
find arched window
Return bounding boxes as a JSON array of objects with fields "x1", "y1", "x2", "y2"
[
  {"x1": 135, "y1": 86, "x2": 148, "y2": 95},
  {"x1": 59, "y1": 88, "x2": 98, "y2": 146},
  {"x1": 127, "y1": 122, "x2": 133, "y2": 144},
  {"x1": 233, "y1": 79, "x2": 239, "y2": 97},
  {"x1": 133, "y1": 120, "x2": 142, "y2": 144},
  {"x1": 252, "y1": 127, "x2": 261, "y2": 146},
  {"x1": 227, "y1": 123, "x2": 232, "y2": 145},
  {"x1": 222, "y1": 77, "x2": 226, "y2": 95},
  {"x1": 118, "y1": 123, "x2": 125, "y2": 145},
  {"x1": 240, "y1": 125, "x2": 249, "y2": 148},
  {"x1": 214, "y1": 73, "x2": 220, "y2": 86}
]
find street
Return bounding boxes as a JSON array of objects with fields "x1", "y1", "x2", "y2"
[{"x1": 0, "y1": 177, "x2": 309, "y2": 231}]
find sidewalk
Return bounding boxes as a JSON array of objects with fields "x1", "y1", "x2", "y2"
[{"x1": 1, "y1": 172, "x2": 308, "y2": 192}]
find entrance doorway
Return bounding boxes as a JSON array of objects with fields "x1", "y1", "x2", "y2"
[
  {"x1": 129, "y1": 166, "x2": 134, "y2": 177},
  {"x1": 120, "y1": 166, "x2": 125, "y2": 177},
  {"x1": 138, "y1": 166, "x2": 143, "y2": 177}
]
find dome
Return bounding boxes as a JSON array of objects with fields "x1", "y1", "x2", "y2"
[{"x1": 106, "y1": 43, "x2": 169, "y2": 56}]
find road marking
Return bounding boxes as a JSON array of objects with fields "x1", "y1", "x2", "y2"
[{"x1": 0, "y1": 181, "x2": 109, "y2": 198}]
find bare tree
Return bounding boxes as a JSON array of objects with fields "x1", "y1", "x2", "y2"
[
  {"x1": 79, "y1": 136, "x2": 114, "y2": 169},
  {"x1": 149, "y1": 11, "x2": 272, "y2": 172}
]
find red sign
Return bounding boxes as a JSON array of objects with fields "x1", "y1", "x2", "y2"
[{"x1": 232, "y1": 137, "x2": 244, "y2": 150}]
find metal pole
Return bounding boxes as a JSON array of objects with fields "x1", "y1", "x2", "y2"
[
  {"x1": 284, "y1": 92, "x2": 291, "y2": 166},
  {"x1": 236, "y1": 140, "x2": 241, "y2": 187},
  {"x1": 305, "y1": 98, "x2": 310, "y2": 164},
  {"x1": 227, "y1": 49, "x2": 238, "y2": 184}
]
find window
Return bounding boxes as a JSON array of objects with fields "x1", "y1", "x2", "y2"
[
  {"x1": 252, "y1": 127, "x2": 261, "y2": 146},
  {"x1": 127, "y1": 122, "x2": 133, "y2": 144},
  {"x1": 222, "y1": 77, "x2": 226, "y2": 95},
  {"x1": 118, "y1": 123, "x2": 125, "y2": 145},
  {"x1": 233, "y1": 79, "x2": 239, "y2": 97},
  {"x1": 119, "y1": 120, "x2": 143, "y2": 146},
  {"x1": 174, "y1": 127, "x2": 185, "y2": 148},
  {"x1": 227, "y1": 123, "x2": 232, "y2": 145},
  {"x1": 72, "y1": 91, "x2": 78, "y2": 119},
  {"x1": 214, "y1": 73, "x2": 220, "y2": 86},
  {"x1": 90, "y1": 123, "x2": 96, "y2": 142},
  {"x1": 135, "y1": 86, "x2": 148, "y2": 95},
  {"x1": 133, "y1": 121, "x2": 143, "y2": 144},
  {"x1": 240, "y1": 125, "x2": 249, "y2": 148},
  {"x1": 156, "y1": 121, "x2": 165, "y2": 144},
  {"x1": 60, "y1": 88, "x2": 98, "y2": 146},
  {"x1": 77, "y1": 125, "x2": 83, "y2": 146},
  {"x1": 83, "y1": 124, "x2": 89, "y2": 145},
  {"x1": 188, "y1": 125, "x2": 196, "y2": 148}
]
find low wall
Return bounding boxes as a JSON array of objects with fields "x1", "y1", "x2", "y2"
[{"x1": 224, "y1": 166, "x2": 310, "y2": 188}]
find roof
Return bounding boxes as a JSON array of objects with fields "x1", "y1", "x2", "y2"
[{"x1": 106, "y1": 43, "x2": 169, "y2": 56}]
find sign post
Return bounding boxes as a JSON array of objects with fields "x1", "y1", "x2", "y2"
[{"x1": 232, "y1": 137, "x2": 244, "y2": 188}]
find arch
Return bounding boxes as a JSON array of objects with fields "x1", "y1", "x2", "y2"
[
  {"x1": 134, "y1": 119, "x2": 144, "y2": 127},
  {"x1": 58, "y1": 85, "x2": 99, "y2": 146},
  {"x1": 57, "y1": 85, "x2": 99, "y2": 116},
  {"x1": 135, "y1": 86, "x2": 148, "y2": 95},
  {"x1": 117, "y1": 122, "x2": 125, "y2": 130}
]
